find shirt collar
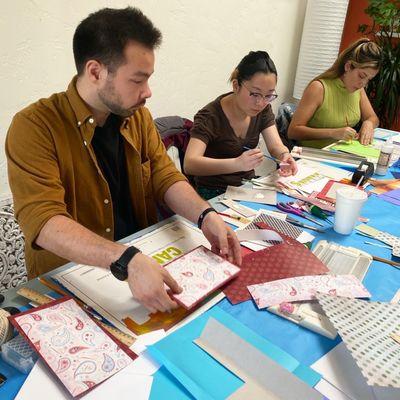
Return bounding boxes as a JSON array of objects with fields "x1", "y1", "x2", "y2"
[{"x1": 66, "y1": 76, "x2": 94, "y2": 128}]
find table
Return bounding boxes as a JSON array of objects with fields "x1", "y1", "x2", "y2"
[{"x1": 1, "y1": 169, "x2": 400, "y2": 399}]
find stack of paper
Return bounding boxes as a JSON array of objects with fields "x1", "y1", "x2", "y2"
[
  {"x1": 147, "y1": 307, "x2": 322, "y2": 399},
  {"x1": 223, "y1": 232, "x2": 329, "y2": 304}
]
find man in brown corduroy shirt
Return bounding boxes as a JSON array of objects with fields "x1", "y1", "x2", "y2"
[{"x1": 6, "y1": 7, "x2": 241, "y2": 313}]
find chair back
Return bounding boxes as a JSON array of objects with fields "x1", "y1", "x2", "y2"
[{"x1": 0, "y1": 197, "x2": 27, "y2": 293}]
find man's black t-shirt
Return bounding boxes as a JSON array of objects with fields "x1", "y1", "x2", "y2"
[{"x1": 92, "y1": 113, "x2": 137, "y2": 240}]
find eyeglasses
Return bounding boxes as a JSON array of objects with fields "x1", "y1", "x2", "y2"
[{"x1": 242, "y1": 83, "x2": 278, "y2": 103}]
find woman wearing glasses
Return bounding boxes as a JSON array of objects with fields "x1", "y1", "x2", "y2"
[
  {"x1": 184, "y1": 51, "x2": 297, "y2": 200},
  {"x1": 288, "y1": 38, "x2": 381, "y2": 149}
]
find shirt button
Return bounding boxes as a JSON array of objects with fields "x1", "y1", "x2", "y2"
[
  {"x1": 105, "y1": 228, "x2": 111, "y2": 233},
  {"x1": 104, "y1": 199, "x2": 109, "y2": 204},
  {"x1": 89, "y1": 118, "x2": 94, "y2": 124},
  {"x1": 77, "y1": 121, "x2": 81, "y2": 126},
  {"x1": 83, "y1": 140, "x2": 87, "y2": 146}
]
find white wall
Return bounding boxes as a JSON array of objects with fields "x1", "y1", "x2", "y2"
[{"x1": 0, "y1": 0, "x2": 307, "y2": 197}]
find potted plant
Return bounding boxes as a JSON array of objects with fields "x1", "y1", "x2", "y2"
[{"x1": 359, "y1": 0, "x2": 400, "y2": 129}]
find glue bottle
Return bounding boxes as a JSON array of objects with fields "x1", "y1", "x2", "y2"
[{"x1": 375, "y1": 142, "x2": 393, "y2": 176}]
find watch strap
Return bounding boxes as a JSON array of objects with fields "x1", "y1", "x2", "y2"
[{"x1": 197, "y1": 207, "x2": 216, "y2": 229}]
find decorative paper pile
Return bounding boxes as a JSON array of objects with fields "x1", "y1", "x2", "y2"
[
  {"x1": 369, "y1": 179, "x2": 400, "y2": 195},
  {"x1": 242, "y1": 212, "x2": 315, "y2": 245},
  {"x1": 164, "y1": 246, "x2": 240, "y2": 309},
  {"x1": 378, "y1": 188, "x2": 400, "y2": 206},
  {"x1": 356, "y1": 224, "x2": 400, "y2": 258},
  {"x1": 248, "y1": 274, "x2": 370, "y2": 309},
  {"x1": 316, "y1": 293, "x2": 400, "y2": 388},
  {"x1": 9, "y1": 297, "x2": 135, "y2": 398},
  {"x1": 223, "y1": 230, "x2": 329, "y2": 305}
]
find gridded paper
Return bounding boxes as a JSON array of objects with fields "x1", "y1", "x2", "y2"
[
  {"x1": 316, "y1": 293, "x2": 400, "y2": 388},
  {"x1": 165, "y1": 246, "x2": 240, "y2": 309},
  {"x1": 248, "y1": 275, "x2": 370, "y2": 309}
]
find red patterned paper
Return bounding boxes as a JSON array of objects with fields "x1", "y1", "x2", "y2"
[{"x1": 223, "y1": 228, "x2": 329, "y2": 305}]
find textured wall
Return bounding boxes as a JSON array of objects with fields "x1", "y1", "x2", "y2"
[{"x1": 0, "y1": 0, "x2": 307, "y2": 196}]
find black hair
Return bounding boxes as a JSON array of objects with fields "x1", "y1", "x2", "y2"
[
  {"x1": 230, "y1": 51, "x2": 277, "y2": 84},
  {"x1": 73, "y1": 7, "x2": 162, "y2": 75}
]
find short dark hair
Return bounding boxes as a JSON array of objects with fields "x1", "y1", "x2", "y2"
[
  {"x1": 230, "y1": 51, "x2": 277, "y2": 84},
  {"x1": 73, "y1": 7, "x2": 162, "y2": 75}
]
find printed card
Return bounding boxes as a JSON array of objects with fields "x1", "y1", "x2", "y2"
[
  {"x1": 164, "y1": 246, "x2": 240, "y2": 309},
  {"x1": 248, "y1": 274, "x2": 371, "y2": 309},
  {"x1": 9, "y1": 297, "x2": 135, "y2": 398}
]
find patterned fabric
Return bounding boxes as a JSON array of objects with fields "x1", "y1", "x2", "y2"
[{"x1": 0, "y1": 197, "x2": 27, "y2": 293}]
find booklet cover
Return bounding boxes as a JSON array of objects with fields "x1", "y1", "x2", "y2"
[{"x1": 9, "y1": 297, "x2": 136, "y2": 398}]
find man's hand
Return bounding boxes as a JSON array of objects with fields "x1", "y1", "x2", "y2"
[
  {"x1": 358, "y1": 121, "x2": 374, "y2": 145},
  {"x1": 200, "y1": 211, "x2": 242, "y2": 265},
  {"x1": 127, "y1": 253, "x2": 182, "y2": 313}
]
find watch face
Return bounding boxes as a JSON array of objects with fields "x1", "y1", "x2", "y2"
[{"x1": 110, "y1": 262, "x2": 128, "y2": 281}]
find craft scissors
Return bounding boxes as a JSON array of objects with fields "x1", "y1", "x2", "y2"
[{"x1": 276, "y1": 202, "x2": 325, "y2": 227}]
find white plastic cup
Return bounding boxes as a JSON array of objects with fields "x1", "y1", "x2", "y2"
[{"x1": 334, "y1": 187, "x2": 368, "y2": 235}]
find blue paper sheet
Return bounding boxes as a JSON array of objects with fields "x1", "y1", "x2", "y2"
[{"x1": 148, "y1": 307, "x2": 321, "y2": 400}]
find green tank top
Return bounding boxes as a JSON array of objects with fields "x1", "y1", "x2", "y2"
[{"x1": 300, "y1": 77, "x2": 361, "y2": 149}]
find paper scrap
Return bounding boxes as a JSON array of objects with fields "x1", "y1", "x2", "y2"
[
  {"x1": 225, "y1": 186, "x2": 277, "y2": 205},
  {"x1": 249, "y1": 275, "x2": 370, "y2": 309}
]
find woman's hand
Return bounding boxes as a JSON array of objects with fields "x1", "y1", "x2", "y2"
[
  {"x1": 358, "y1": 121, "x2": 374, "y2": 145},
  {"x1": 278, "y1": 152, "x2": 298, "y2": 176},
  {"x1": 236, "y1": 148, "x2": 264, "y2": 171},
  {"x1": 332, "y1": 127, "x2": 357, "y2": 141}
]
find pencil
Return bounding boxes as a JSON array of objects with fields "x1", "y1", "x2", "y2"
[
  {"x1": 242, "y1": 146, "x2": 289, "y2": 165},
  {"x1": 345, "y1": 116, "x2": 353, "y2": 144},
  {"x1": 218, "y1": 212, "x2": 249, "y2": 223},
  {"x1": 372, "y1": 255, "x2": 400, "y2": 270}
]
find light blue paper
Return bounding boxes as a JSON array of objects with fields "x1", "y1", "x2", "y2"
[{"x1": 148, "y1": 307, "x2": 321, "y2": 400}]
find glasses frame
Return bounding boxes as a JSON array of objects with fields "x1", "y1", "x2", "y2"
[{"x1": 241, "y1": 82, "x2": 278, "y2": 104}]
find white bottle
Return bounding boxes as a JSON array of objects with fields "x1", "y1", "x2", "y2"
[{"x1": 375, "y1": 143, "x2": 393, "y2": 176}]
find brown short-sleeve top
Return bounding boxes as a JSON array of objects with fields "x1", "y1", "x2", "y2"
[{"x1": 190, "y1": 92, "x2": 275, "y2": 189}]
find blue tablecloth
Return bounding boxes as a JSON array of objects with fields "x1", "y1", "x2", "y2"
[{"x1": 1, "y1": 172, "x2": 400, "y2": 399}]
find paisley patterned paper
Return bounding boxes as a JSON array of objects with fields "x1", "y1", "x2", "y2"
[
  {"x1": 10, "y1": 297, "x2": 134, "y2": 398},
  {"x1": 248, "y1": 274, "x2": 371, "y2": 309},
  {"x1": 164, "y1": 246, "x2": 240, "y2": 309}
]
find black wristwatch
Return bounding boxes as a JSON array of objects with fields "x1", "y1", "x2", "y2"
[{"x1": 110, "y1": 246, "x2": 141, "y2": 281}]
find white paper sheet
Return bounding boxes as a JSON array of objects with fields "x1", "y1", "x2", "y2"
[{"x1": 16, "y1": 359, "x2": 154, "y2": 400}]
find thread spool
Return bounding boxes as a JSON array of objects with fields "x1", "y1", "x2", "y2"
[{"x1": 0, "y1": 309, "x2": 13, "y2": 346}]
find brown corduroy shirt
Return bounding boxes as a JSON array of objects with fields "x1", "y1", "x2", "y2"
[{"x1": 6, "y1": 77, "x2": 187, "y2": 278}]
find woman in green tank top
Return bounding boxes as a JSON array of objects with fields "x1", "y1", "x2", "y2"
[{"x1": 288, "y1": 38, "x2": 381, "y2": 149}]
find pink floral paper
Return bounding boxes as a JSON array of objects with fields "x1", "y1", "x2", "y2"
[
  {"x1": 248, "y1": 274, "x2": 370, "y2": 309},
  {"x1": 12, "y1": 298, "x2": 133, "y2": 398},
  {"x1": 164, "y1": 246, "x2": 240, "y2": 309}
]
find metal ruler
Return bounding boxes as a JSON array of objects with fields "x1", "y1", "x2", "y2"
[
  {"x1": 17, "y1": 287, "x2": 136, "y2": 347},
  {"x1": 291, "y1": 146, "x2": 366, "y2": 167}
]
